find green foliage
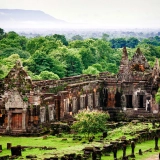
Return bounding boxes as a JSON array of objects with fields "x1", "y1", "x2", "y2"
[
  {"x1": 24, "y1": 51, "x2": 65, "y2": 78},
  {"x1": 110, "y1": 38, "x2": 126, "y2": 48},
  {"x1": 155, "y1": 88, "x2": 160, "y2": 104},
  {"x1": 92, "y1": 63, "x2": 103, "y2": 72},
  {"x1": 0, "y1": 54, "x2": 21, "y2": 78},
  {"x1": 106, "y1": 63, "x2": 118, "y2": 73},
  {"x1": 64, "y1": 51, "x2": 83, "y2": 77},
  {"x1": 0, "y1": 28, "x2": 160, "y2": 80},
  {"x1": 72, "y1": 109, "x2": 109, "y2": 139},
  {"x1": 39, "y1": 71, "x2": 60, "y2": 80},
  {"x1": 79, "y1": 47, "x2": 96, "y2": 69},
  {"x1": 82, "y1": 66, "x2": 99, "y2": 75},
  {"x1": 110, "y1": 37, "x2": 139, "y2": 48},
  {"x1": 0, "y1": 28, "x2": 6, "y2": 40},
  {"x1": 53, "y1": 34, "x2": 68, "y2": 46},
  {"x1": 50, "y1": 47, "x2": 83, "y2": 77},
  {"x1": 1, "y1": 47, "x2": 30, "y2": 59},
  {"x1": 126, "y1": 37, "x2": 139, "y2": 48}
]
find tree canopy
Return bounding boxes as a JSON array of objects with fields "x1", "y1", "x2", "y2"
[{"x1": 0, "y1": 27, "x2": 159, "y2": 80}]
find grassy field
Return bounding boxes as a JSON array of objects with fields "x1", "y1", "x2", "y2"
[
  {"x1": 0, "y1": 135, "x2": 159, "y2": 159},
  {"x1": 0, "y1": 122, "x2": 159, "y2": 159}
]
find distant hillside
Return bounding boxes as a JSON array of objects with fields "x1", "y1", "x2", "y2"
[{"x1": 0, "y1": 9, "x2": 66, "y2": 29}]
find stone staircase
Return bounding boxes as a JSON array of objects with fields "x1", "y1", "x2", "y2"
[
  {"x1": 105, "y1": 107, "x2": 125, "y2": 121},
  {"x1": 105, "y1": 107, "x2": 160, "y2": 121},
  {"x1": 124, "y1": 108, "x2": 159, "y2": 120}
]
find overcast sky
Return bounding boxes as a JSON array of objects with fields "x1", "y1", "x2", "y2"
[{"x1": 0, "y1": 0, "x2": 160, "y2": 28}]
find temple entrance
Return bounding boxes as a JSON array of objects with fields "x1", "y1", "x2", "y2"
[
  {"x1": 11, "y1": 113, "x2": 22, "y2": 130},
  {"x1": 100, "y1": 88, "x2": 108, "y2": 108},
  {"x1": 126, "y1": 95, "x2": 133, "y2": 108},
  {"x1": 0, "y1": 114, "x2": 5, "y2": 126},
  {"x1": 139, "y1": 95, "x2": 144, "y2": 108},
  {"x1": 115, "y1": 91, "x2": 121, "y2": 107}
]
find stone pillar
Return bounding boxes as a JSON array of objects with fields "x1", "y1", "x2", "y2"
[
  {"x1": 155, "y1": 136, "x2": 159, "y2": 150},
  {"x1": 93, "y1": 90, "x2": 96, "y2": 109},
  {"x1": 131, "y1": 141, "x2": 135, "y2": 158},
  {"x1": 22, "y1": 108, "x2": 27, "y2": 131},
  {"x1": 80, "y1": 95, "x2": 86, "y2": 109},
  {"x1": 113, "y1": 145, "x2": 117, "y2": 160},
  {"x1": 132, "y1": 88, "x2": 140, "y2": 108},
  {"x1": 72, "y1": 97, "x2": 77, "y2": 114},
  {"x1": 95, "y1": 92, "x2": 100, "y2": 108},
  {"x1": 6, "y1": 110, "x2": 11, "y2": 132},
  {"x1": 87, "y1": 93, "x2": 93, "y2": 110},
  {"x1": 122, "y1": 143, "x2": 126, "y2": 158}
]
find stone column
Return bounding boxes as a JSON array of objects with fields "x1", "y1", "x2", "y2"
[
  {"x1": 22, "y1": 108, "x2": 27, "y2": 131},
  {"x1": 93, "y1": 90, "x2": 96, "y2": 109},
  {"x1": 6, "y1": 109, "x2": 11, "y2": 132}
]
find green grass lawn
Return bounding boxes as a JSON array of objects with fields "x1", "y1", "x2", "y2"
[
  {"x1": 0, "y1": 122, "x2": 159, "y2": 159},
  {"x1": 0, "y1": 135, "x2": 159, "y2": 159}
]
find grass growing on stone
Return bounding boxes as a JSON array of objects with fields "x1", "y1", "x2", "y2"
[{"x1": 107, "y1": 122, "x2": 152, "y2": 140}]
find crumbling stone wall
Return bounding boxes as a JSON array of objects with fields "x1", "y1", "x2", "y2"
[{"x1": 0, "y1": 48, "x2": 160, "y2": 135}]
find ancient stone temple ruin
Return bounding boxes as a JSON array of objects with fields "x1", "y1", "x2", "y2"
[{"x1": 0, "y1": 47, "x2": 160, "y2": 135}]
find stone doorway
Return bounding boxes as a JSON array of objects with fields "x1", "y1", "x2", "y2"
[
  {"x1": 126, "y1": 95, "x2": 133, "y2": 108},
  {"x1": 11, "y1": 113, "x2": 22, "y2": 130},
  {"x1": 139, "y1": 95, "x2": 144, "y2": 108},
  {"x1": 0, "y1": 114, "x2": 5, "y2": 126},
  {"x1": 115, "y1": 91, "x2": 121, "y2": 107}
]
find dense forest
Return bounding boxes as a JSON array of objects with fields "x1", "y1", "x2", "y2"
[{"x1": 0, "y1": 28, "x2": 160, "y2": 80}]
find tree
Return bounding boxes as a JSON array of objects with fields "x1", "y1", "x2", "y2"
[
  {"x1": 24, "y1": 51, "x2": 65, "y2": 78},
  {"x1": 64, "y1": 51, "x2": 84, "y2": 77},
  {"x1": 110, "y1": 38, "x2": 126, "y2": 48},
  {"x1": 93, "y1": 40, "x2": 113, "y2": 62},
  {"x1": 26, "y1": 36, "x2": 46, "y2": 54},
  {"x1": 106, "y1": 63, "x2": 118, "y2": 73},
  {"x1": 82, "y1": 66, "x2": 99, "y2": 75},
  {"x1": 53, "y1": 34, "x2": 68, "y2": 46},
  {"x1": 39, "y1": 71, "x2": 60, "y2": 80},
  {"x1": 79, "y1": 47, "x2": 96, "y2": 69},
  {"x1": 92, "y1": 63, "x2": 103, "y2": 72},
  {"x1": 1, "y1": 47, "x2": 30, "y2": 59},
  {"x1": 0, "y1": 54, "x2": 21, "y2": 78},
  {"x1": 126, "y1": 37, "x2": 139, "y2": 48},
  {"x1": 72, "y1": 109, "x2": 109, "y2": 139},
  {"x1": 7, "y1": 31, "x2": 19, "y2": 39},
  {"x1": 50, "y1": 47, "x2": 84, "y2": 77},
  {"x1": 0, "y1": 28, "x2": 6, "y2": 40}
]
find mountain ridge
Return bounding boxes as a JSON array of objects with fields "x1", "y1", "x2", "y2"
[
  {"x1": 0, "y1": 9, "x2": 67, "y2": 29},
  {"x1": 0, "y1": 9, "x2": 65, "y2": 23}
]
